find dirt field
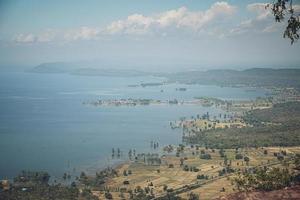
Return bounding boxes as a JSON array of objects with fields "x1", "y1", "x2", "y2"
[{"x1": 95, "y1": 146, "x2": 300, "y2": 200}]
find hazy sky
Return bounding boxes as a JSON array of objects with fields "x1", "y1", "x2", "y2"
[{"x1": 0, "y1": 0, "x2": 300, "y2": 70}]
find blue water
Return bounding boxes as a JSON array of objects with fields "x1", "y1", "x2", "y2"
[{"x1": 0, "y1": 72, "x2": 267, "y2": 180}]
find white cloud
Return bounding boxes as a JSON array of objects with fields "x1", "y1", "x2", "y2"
[
  {"x1": 230, "y1": 19, "x2": 252, "y2": 35},
  {"x1": 10, "y1": 2, "x2": 300, "y2": 44},
  {"x1": 14, "y1": 27, "x2": 100, "y2": 44},
  {"x1": 247, "y1": 3, "x2": 271, "y2": 21},
  {"x1": 230, "y1": 2, "x2": 276, "y2": 35},
  {"x1": 37, "y1": 30, "x2": 57, "y2": 42},
  {"x1": 14, "y1": 30, "x2": 58, "y2": 44},
  {"x1": 14, "y1": 33, "x2": 37, "y2": 43},
  {"x1": 262, "y1": 23, "x2": 285, "y2": 33},
  {"x1": 64, "y1": 27, "x2": 100, "y2": 41},
  {"x1": 106, "y1": 14, "x2": 155, "y2": 35},
  {"x1": 231, "y1": 2, "x2": 300, "y2": 36},
  {"x1": 13, "y1": 2, "x2": 236, "y2": 43},
  {"x1": 104, "y1": 2, "x2": 236, "y2": 35},
  {"x1": 157, "y1": 7, "x2": 187, "y2": 28}
]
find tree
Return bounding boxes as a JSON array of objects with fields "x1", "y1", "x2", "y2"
[
  {"x1": 188, "y1": 192, "x2": 200, "y2": 200},
  {"x1": 277, "y1": 154, "x2": 285, "y2": 161},
  {"x1": 105, "y1": 191, "x2": 113, "y2": 199},
  {"x1": 244, "y1": 156, "x2": 250, "y2": 162},
  {"x1": 197, "y1": 174, "x2": 205, "y2": 179},
  {"x1": 14, "y1": 171, "x2": 50, "y2": 184},
  {"x1": 163, "y1": 185, "x2": 168, "y2": 191},
  {"x1": 81, "y1": 187, "x2": 98, "y2": 199},
  {"x1": 235, "y1": 154, "x2": 243, "y2": 160},
  {"x1": 200, "y1": 153, "x2": 212, "y2": 160},
  {"x1": 233, "y1": 167, "x2": 293, "y2": 192},
  {"x1": 183, "y1": 165, "x2": 190, "y2": 172},
  {"x1": 294, "y1": 154, "x2": 300, "y2": 169},
  {"x1": 267, "y1": 0, "x2": 300, "y2": 44}
]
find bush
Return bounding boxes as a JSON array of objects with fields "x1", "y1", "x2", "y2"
[
  {"x1": 188, "y1": 192, "x2": 199, "y2": 200},
  {"x1": 200, "y1": 154, "x2": 211, "y2": 160},
  {"x1": 105, "y1": 192, "x2": 113, "y2": 199},
  {"x1": 197, "y1": 174, "x2": 205, "y2": 179},
  {"x1": 244, "y1": 156, "x2": 250, "y2": 162},
  {"x1": 183, "y1": 165, "x2": 189, "y2": 171},
  {"x1": 193, "y1": 167, "x2": 199, "y2": 172},
  {"x1": 277, "y1": 154, "x2": 284, "y2": 161},
  {"x1": 235, "y1": 154, "x2": 243, "y2": 160},
  {"x1": 163, "y1": 185, "x2": 168, "y2": 191}
]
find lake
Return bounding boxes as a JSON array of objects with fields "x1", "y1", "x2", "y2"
[{"x1": 0, "y1": 71, "x2": 267, "y2": 180}]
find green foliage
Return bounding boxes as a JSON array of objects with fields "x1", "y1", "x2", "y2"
[
  {"x1": 243, "y1": 102, "x2": 300, "y2": 125},
  {"x1": 104, "y1": 192, "x2": 113, "y2": 199},
  {"x1": 80, "y1": 168, "x2": 118, "y2": 187},
  {"x1": 295, "y1": 154, "x2": 300, "y2": 169},
  {"x1": 169, "y1": 164, "x2": 174, "y2": 168},
  {"x1": 163, "y1": 185, "x2": 168, "y2": 191},
  {"x1": 284, "y1": 16, "x2": 300, "y2": 44},
  {"x1": 277, "y1": 154, "x2": 285, "y2": 161},
  {"x1": 186, "y1": 124, "x2": 300, "y2": 149},
  {"x1": 233, "y1": 167, "x2": 294, "y2": 192},
  {"x1": 185, "y1": 102, "x2": 300, "y2": 149},
  {"x1": 188, "y1": 192, "x2": 200, "y2": 200},
  {"x1": 219, "y1": 149, "x2": 225, "y2": 157},
  {"x1": 183, "y1": 165, "x2": 190, "y2": 171},
  {"x1": 235, "y1": 154, "x2": 243, "y2": 160},
  {"x1": 13, "y1": 171, "x2": 50, "y2": 184},
  {"x1": 81, "y1": 188, "x2": 98, "y2": 200},
  {"x1": 200, "y1": 153, "x2": 211, "y2": 160},
  {"x1": 244, "y1": 156, "x2": 250, "y2": 162},
  {"x1": 130, "y1": 186, "x2": 155, "y2": 200},
  {"x1": 0, "y1": 171, "x2": 81, "y2": 200},
  {"x1": 197, "y1": 174, "x2": 207, "y2": 179},
  {"x1": 218, "y1": 167, "x2": 235, "y2": 176}
]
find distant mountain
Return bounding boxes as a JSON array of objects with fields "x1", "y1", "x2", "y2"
[
  {"x1": 29, "y1": 62, "x2": 80, "y2": 73},
  {"x1": 71, "y1": 68, "x2": 148, "y2": 77},
  {"x1": 165, "y1": 68, "x2": 300, "y2": 88},
  {"x1": 30, "y1": 63, "x2": 300, "y2": 88},
  {"x1": 29, "y1": 62, "x2": 148, "y2": 77}
]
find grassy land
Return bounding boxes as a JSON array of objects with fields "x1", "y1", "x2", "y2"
[
  {"x1": 184, "y1": 102, "x2": 300, "y2": 149},
  {"x1": 243, "y1": 101, "x2": 300, "y2": 124}
]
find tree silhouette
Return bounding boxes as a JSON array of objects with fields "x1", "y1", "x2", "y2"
[{"x1": 267, "y1": 0, "x2": 300, "y2": 44}]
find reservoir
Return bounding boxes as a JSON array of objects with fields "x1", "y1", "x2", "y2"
[{"x1": 0, "y1": 71, "x2": 267, "y2": 180}]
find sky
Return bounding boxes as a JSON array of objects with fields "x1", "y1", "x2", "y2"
[{"x1": 0, "y1": 0, "x2": 300, "y2": 71}]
